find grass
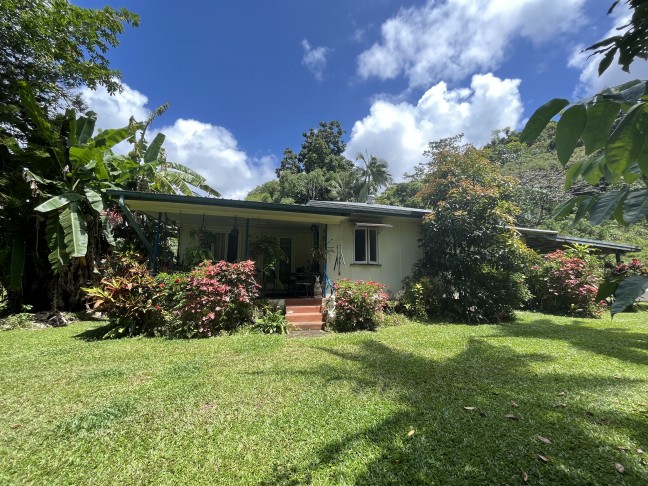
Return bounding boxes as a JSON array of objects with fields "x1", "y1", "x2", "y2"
[{"x1": 1, "y1": 311, "x2": 647, "y2": 485}]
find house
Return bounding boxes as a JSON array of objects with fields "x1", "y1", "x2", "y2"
[{"x1": 109, "y1": 190, "x2": 641, "y2": 298}]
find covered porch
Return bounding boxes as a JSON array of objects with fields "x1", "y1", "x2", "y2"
[{"x1": 108, "y1": 190, "x2": 348, "y2": 297}]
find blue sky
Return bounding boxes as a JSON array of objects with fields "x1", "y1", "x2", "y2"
[{"x1": 74, "y1": 0, "x2": 648, "y2": 198}]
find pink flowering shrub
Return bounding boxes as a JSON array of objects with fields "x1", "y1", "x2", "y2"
[
  {"x1": 527, "y1": 249, "x2": 605, "y2": 318},
  {"x1": 609, "y1": 258, "x2": 648, "y2": 278},
  {"x1": 180, "y1": 260, "x2": 259, "y2": 336},
  {"x1": 330, "y1": 279, "x2": 389, "y2": 331}
]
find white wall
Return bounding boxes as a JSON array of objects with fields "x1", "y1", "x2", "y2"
[{"x1": 324, "y1": 216, "x2": 422, "y2": 295}]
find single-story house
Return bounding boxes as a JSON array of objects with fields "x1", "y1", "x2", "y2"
[{"x1": 109, "y1": 190, "x2": 641, "y2": 298}]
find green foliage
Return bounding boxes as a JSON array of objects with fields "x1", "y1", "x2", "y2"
[
  {"x1": 597, "y1": 258, "x2": 648, "y2": 315},
  {"x1": 398, "y1": 276, "x2": 443, "y2": 320},
  {"x1": 584, "y1": 1, "x2": 648, "y2": 75},
  {"x1": 527, "y1": 248, "x2": 606, "y2": 318},
  {"x1": 330, "y1": 279, "x2": 389, "y2": 332},
  {"x1": 253, "y1": 301, "x2": 289, "y2": 334},
  {"x1": 0, "y1": 0, "x2": 138, "y2": 118},
  {"x1": 415, "y1": 138, "x2": 532, "y2": 323},
  {"x1": 0, "y1": 312, "x2": 34, "y2": 331},
  {"x1": 248, "y1": 120, "x2": 392, "y2": 204},
  {"x1": 521, "y1": 81, "x2": 648, "y2": 226}
]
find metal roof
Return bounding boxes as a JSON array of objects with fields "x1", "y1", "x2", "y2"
[
  {"x1": 306, "y1": 200, "x2": 428, "y2": 218},
  {"x1": 108, "y1": 190, "x2": 641, "y2": 254}
]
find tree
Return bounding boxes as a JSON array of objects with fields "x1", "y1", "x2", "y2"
[
  {"x1": 355, "y1": 151, "x2": 393, "y2": 201},
  {"x1": 0, "y1": 0, "x2": 138, "y2": 123},
  {"x1": 520, "y1": 0, "x2": 648, "y2": 313},
  {"x1": 298, "y1": 121, "x2": 353, "y2": 174},
  {"x1": 413, "y1": 138, "x2": 530, "y2": 323}
]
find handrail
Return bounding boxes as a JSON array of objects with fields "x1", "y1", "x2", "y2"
[{"x1": 323, "y1": 272, "x2": 335, "y2": 298}]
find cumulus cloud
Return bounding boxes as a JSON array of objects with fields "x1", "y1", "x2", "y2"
[
  {"x1": 569, "y1": 7, "x2": 648, "y2": 98},
  {"x1": 81, "y1": 83, "x2": 275, "y2": 199},
  {"x1": 357, "y1": 0, "x2": 585, "y2": 87},
  {"x1": 301, "y1": 39, "x2": 330, "y2": 80},
  {"x1": 78, "y1": 83, "x2": 150, "y2": 131},
  {"x1": 346, "y1": 73, "x2": 523, "y2": 180},
  {"x1": 149, "y1": 120, "x2": 276, "y2": 200}
]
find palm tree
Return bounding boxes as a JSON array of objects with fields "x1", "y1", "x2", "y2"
[
  {"x1": 355, "y1": 151, "x2": 393, "y2": 202},
  {"x1": 330, "y1": 169, "x2": 362, "y2": 202}
]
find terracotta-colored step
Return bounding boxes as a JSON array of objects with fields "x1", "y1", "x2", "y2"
[
  {"x1": 286, "y1": 305, "x2": 322, "y2": 314},
  {"x1": 291, "y1": 322, "x2": 325, "y2": 331},
  {"x1": 286, "y1": 312, "x2": 324, "y2": 323}
]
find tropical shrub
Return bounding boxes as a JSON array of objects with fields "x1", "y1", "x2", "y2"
[
  {"x1": 414, "y1": 137, "x2": 532, "y2": 323},
  {"x1": 527, "y1": 249, "x2": 605, "y2": 318},
  {"x1": 180, "y1": 260, "x2": 259, "y2": 337},
  {"x1": 330, "y1": 279, "x2": 389, "y2": 332},
  {"x1": 84, "y1": 259, "x2": 165, "y2": 338},
  {"x1": 398, "y1": 276, "x2": 443, "y2": 320}
]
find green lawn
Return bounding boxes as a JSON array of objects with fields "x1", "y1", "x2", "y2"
[{"x1": 1, "y1": 312, "x2": 647, "y2": 485}]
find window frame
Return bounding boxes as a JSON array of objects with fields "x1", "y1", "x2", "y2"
[{"x1": 353, "y1": 227, "x2": 379, "y2": 264}]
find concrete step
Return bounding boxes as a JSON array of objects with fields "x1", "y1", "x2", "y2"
[
  {"x1": 286, "y1": 305, "x2": 322, "y2": 314},
  {"x1": 286, "y1": 312, "x2": 324, "y2": 323},
  {"x1": 291, "y1": 322, "x2": 325, "y2": 331}
]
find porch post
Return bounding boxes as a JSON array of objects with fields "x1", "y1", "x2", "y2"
[
  {"x1": 151, "y1": 212, "x2": 162, "y2": 274},
  {"x1": 244, "y1": 218, "x2": 250, "y2": 259},
  {"x1": 323, "y1": 224, "x2": 328, "y2": 297}
]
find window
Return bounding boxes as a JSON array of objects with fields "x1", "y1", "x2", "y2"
[{"x1": 354, "y1": 228, "x2": 378, "y2": 264}]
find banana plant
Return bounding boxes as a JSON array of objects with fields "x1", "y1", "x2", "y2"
[{"x1": 1, "y1": 82, "x2": 220, "y2": 311}]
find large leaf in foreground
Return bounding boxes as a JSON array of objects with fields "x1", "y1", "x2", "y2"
[
  {"x1": 520, "y1": 98, "x2": 569, "y2": 143},
  {"x1": 582, "y1": 101, "x2": 620, "y2": 155},
  {"x1": 611, "y1": 275, "x2": 648, "y2": 317},
  {"x1": 556, "y1": 104, "x2": 586, "y2": 166},
  {"x1": 623, "y1": 188, "x2": 648, "y2": 223},
  {"x1": 60, "y1": 202, "x2": 88, "y2": 258}
]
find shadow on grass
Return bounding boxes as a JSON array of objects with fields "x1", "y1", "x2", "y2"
[
  {"x1": 261, "y1": 338, "x2": 648, "y2": 485},
  {"x1": 496, "y1": 318, "x2": 648, "y2": 367}
]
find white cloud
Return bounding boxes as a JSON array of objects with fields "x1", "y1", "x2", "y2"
[
  {"x1": 301, "y1": 39, "x2": 330, "y2": 80},
  {"x1": 346, "y1": 73, "x2": 523, "y2": 179},
  {"x1": 78, "y1": 83, "x2": 150, "y2": 131},
  {"x1": 357, "y1": 0, "x2": 586, "y2": 87},
  {"x1": 81, "y1": 83, "x2": 275, "y2": 199},
  {"x1": 570, "y1": 7, "x2": 648, "y2": 98},
  {"x1": 150, "y1": 120, "x2": 276, "y2": 200}
]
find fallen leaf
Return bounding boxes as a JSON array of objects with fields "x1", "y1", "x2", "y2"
[
  {"x1": 617, "y1": 446, "x2": 630, "y2": 451},
  {"x1": 538, "y1": 454, "x2": 549, "y2": 463},
  {"x1": 407, "y1": 429, "x2": 416, "y2": 437},
  {"x1": 505, "y1": 413, "x2": 518, "y2": 420},
  {"x1": 614, "y1": 374, "x2": 622, "y2": 379},
  {"x1": 463, "y1": 406, "x2": 476, "y2": 411},
  {"x1": 522, "y1": 470, "x2": 529, "y2": 482},
  {"x1": 637, "y1": 448, "x2": 644, "y2": 454},
  {"x1": 537, "y1": 436, "x2": 552, "y2": 445},
  {"x1": 511, "y1": 400, "x2": 519, "y2": 407},
  {"x1": 615, "y1": 463, "x2": 625, "y2": 474},
  {"x1": 557, "y1": 391, "x2": 565, "y2": 396},
  {"x1": 9, "y1": 424, "x2": 21, "y2": 429}
]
